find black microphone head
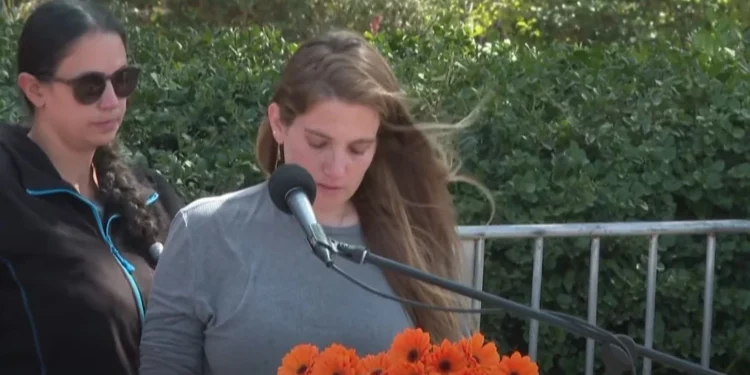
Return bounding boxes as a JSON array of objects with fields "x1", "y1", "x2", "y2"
[{"x1": 267, "y1": 163, "x2": 317, "y2": 215}]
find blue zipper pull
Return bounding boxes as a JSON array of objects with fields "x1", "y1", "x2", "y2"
[{"x1": 114, "y1": 250, "x2": 136, "y2": 274}]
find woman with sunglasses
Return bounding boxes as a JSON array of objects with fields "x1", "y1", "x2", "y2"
[{"x1": 0, "y1": 1, "x2": 184, "y2": 374}]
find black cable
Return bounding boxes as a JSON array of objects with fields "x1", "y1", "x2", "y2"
[{"x1": 330, "y1": 263, "x2": 638, "y2": 375}]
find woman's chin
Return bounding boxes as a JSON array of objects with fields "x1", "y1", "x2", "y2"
[
  {"x1": 86, "y1": 131, "x2": 119, "y2": 148},
  {"x1": 313, "y1": 196, "x2": 356, "y2": 219}
]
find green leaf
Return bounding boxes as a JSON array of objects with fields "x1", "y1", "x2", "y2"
[{"x1": 728, "y1": 163, "x2": 750, "y2": 179}]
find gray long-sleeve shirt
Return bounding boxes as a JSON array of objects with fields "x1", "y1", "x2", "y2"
[{"x1": 138, "y1": 182, "x2": 414, "y2": 374}]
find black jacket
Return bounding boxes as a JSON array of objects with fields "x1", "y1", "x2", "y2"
[{"x1": 0, "y1": 123, "x2": 184, "y2": 374}]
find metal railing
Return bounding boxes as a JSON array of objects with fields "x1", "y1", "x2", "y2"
[{"x1": 457, "y1": 219, "x2": 750, "y2": 375}]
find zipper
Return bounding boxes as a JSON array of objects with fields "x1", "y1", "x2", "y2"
[
  {"x1": 25, "y1": 188, "x2": 146, "y2": 325},
  {"x1": 105, "y1": 214, "x2": 146, "y2": 323}
]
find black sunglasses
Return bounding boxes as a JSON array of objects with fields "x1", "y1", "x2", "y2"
[{"x1": 49, "y1": 66, "x2": 141, "y2": 105}]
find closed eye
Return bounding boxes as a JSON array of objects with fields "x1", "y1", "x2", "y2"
[
  {"x1": 350, "y1": 143, "x2": 373, "y2": 155},
  {"x1": 309, "y1": 141, "x2": 327, "y2": 149},
  {"x1": 304, "y1": 129, "x2": 376, "y2": 155}
]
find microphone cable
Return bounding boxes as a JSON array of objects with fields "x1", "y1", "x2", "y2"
[{"x1": 328, "y1": 262, "x2": 638, "y2": 375}]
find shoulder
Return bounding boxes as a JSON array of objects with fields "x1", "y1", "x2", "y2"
[
  {"x1": 163, "y1": 181, "x2": 286, "y2": 265},
  {"x1": 179, "y1": 181, "x2": 276, "y2": 225},
  {"x1": 0, "y1": 140, "x2": 19, "y2": 213},
  {"x1": 0, "y1": 123, "x2": 21, "y2": 172},
  {"x1": 0, "y1": 124, "x2": 25, "y2": 196},
  {"x1": 172, "y1": 181, "x2": 293, "y2": 242},
  {"x1": 0, "y1": 143, "x2": 16, "y2": 184}
]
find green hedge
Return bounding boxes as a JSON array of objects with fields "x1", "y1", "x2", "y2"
[
  {"x1": 83, "y1": 0, "x2": 749, "y2": 46},
  {"x1": 1, "y1": 9, "x2": 749, "y2": 375}
]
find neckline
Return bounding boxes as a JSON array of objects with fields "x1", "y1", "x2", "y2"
[
  {"x1": 321, "y1": 223, "x2": 362, "y2": 236},
  {"x1": 260, "y1": 179, "x2": 363, "y2": 237}
]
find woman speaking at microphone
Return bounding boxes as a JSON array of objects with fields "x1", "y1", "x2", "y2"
[
  {"x1": 0, "y1": 1, "x2": 183, "y2": 374},
  {"x1": 139, "y1": 29, "x2": 491, "y2": 374}
]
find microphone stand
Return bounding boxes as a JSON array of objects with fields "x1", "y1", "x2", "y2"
[{"x1": 329, "y1": 241, "x2": 727, "y2": 375}]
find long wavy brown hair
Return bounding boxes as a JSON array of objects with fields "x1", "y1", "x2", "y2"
[{"x1": 256, "y1": 29, "x2": 493, "y2": 342}]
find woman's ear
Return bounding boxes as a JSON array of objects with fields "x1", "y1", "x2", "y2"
[
  {"x1": 17, "y1": 72, "x2": 46, "y2": 109},
  {"x1": 267, "y1": 102, "x2": 285, "y2": 145}
]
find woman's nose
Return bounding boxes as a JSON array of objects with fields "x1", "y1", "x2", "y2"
[
  {"x1": 97, "y1": 82, "x2": 119, "y2": 109},
  {"x1": 323, "y1": 150, "x2": 347, "y2": 178}
]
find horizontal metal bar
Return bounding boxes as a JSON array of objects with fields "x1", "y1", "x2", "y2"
[{"x1": 457, "y1": 220, "x2": 750, "y2": 239}]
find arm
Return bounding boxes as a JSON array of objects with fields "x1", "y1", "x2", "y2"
[
  {"x1": 0, "y1": 150, "x2": 45, "y2": 373},
  {"x1": 139, "y1": 210, "x2": 206, "y2": 375}
]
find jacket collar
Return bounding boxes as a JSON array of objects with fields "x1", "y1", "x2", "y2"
[
  {"x1": 0, "y1": 123, "x2": 71, "y2": 191},
  {"x1": 0, "y1": 123, "x2": 160, "y2": 205}
]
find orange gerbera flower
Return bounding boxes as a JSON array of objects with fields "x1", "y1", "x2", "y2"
[
  {"x1": 498, "y1": 352, "x2": 539, "y2": 375},
  {"x1": 459, "y1": 333, "x2": 501, "y2": 373},
  {"x1": 384, "y1": 361, "x2": 426, "y2": 375},
  {"x1": 310, "y1": 344, "x2": 359, "y2": 375},
  {"x1": 387, "y1": 328, "x2": 431, "y2": 364},
  {"x1": 424, "y1": 339, "x2": 467, "y2": 374},
  {"x1": 278, "y1": 344, "x2": 319, "y2": 375},
  {"x1": 457, "y1": 368, "x2": 486, "y2": 375},
  {"x1": 357, "y1": 353, "x2": 390, "y2": 375}
]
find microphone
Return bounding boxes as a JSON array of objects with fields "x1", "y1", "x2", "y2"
[
  {"x1": 267, "y1": 164, "x2": 334, "y2": 267},
  {"x1": 149, "y1": 242, "x2": 164, "y2": 262}
]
